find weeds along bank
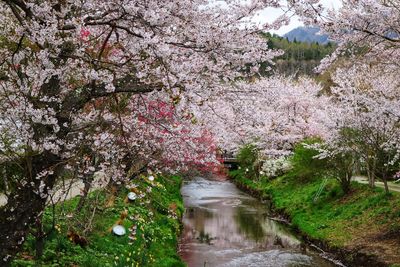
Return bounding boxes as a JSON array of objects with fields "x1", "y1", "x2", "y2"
[
  {"x1": 12, "y1": 175, "x2": 185, "y2": 267},
  {"x1": 230, "y1": 143, "x2": 400, "y2": 267}
]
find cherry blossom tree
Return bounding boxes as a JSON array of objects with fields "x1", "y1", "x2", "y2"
[
  {"x1": 196, "y1": 75, "x2": 329, "y2": 158},
  {"x1": 294, "y1": 0, "x2": 400, "y2": 192},
  {"x1": 343, "y1": 65, "x2": 397, "y2": 187},
  {"x1": 308, "y1": 63, "x2": 400, "y2": 193},
  {"x1": 0, "y1": 0, "x2": 291, "y2": 262}
]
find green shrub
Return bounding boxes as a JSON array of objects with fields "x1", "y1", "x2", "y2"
[
  {"x1": 236, "y1": 144, "x2": 260, "y2": 178},
  {"x1": 289, "y1": 138, "x2": 328, "y2": 181}
]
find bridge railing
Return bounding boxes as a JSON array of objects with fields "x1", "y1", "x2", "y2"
[{"x1": 222, "y1": 157, "x2": 237, "y2": 163}]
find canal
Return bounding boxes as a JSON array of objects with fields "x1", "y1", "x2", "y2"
[{"x1": 179, "y1": 176, "x2": 339, "y2": 267}]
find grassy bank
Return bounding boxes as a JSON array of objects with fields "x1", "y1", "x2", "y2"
[
  {"x1": 13, "y1": 175, "x2": 185, "y2": 267},
  {"x1": 230, "y1": 170, "x2": 400, "y2": 266}
]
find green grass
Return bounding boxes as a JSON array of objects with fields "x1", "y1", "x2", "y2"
[
  {"x1": 12, "y1": 175, "x2": 186, "y2": 267},
  {"x1": 230, "y1": 169, "x2": 400, "y2": 247}
]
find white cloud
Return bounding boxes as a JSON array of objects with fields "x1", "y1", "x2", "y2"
[{"x1": 252, "y1": 0, "x2": 342, "y2": 36}]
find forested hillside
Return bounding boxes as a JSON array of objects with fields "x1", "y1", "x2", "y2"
[{"x1": 261, "y1": 32, "x2": 336, "y2": 76}]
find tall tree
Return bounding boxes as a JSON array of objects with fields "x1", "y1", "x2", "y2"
[{"x1": 311, "y1": 64, "x2": 400, "y2": 192}]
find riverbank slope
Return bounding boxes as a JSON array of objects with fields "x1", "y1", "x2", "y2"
[
  {"x1": 12, "y1": 175, "x2": 185, "y2": 267},
  {"x1": 230, "y1": 170, "x2": 400, "y2": 267}
]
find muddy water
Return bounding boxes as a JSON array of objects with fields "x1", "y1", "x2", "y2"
[{"x1": 179, "y1": 177, "x2": 338, "y2": 267}]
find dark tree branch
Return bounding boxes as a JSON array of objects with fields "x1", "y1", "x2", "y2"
[
  {"x1": 356, "y1": 27, "x2": 400, "y2": 43},
  {"x1": 90, "y1": 75, "x2": 160, "y2": 98},
  {"x1": 3, "y1": 0, "x2": 33, "y2": 18}
]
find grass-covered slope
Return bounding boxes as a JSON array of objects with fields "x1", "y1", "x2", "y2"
[
  {"x1": 230, "y1": 170, "x2": 400, "y2": 266},
  {"x1": 13, "y1": 175, "x2": 185, "y2": 267}
]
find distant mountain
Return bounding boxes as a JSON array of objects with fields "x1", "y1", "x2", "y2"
[{"x1": 283, "y1": 27, "x2": 330, "y2": 44}]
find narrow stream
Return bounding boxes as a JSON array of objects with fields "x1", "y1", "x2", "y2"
[{"x1": 179, "y1": 176, "x2": 338, "y2": 267}]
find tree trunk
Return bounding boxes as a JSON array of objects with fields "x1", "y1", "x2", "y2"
[
  {"x1": 2, "y1": 167, "x2": 9, "y2": 194},
  {"x1": 0, "y1": 187, "x2": 48, "y2": 265},
  {"x1": 368, "y1": 157, "x2": 376, "y2": 188},
  {"x1": 371, "y1": 158, "x2": 376, "y2": 188},
  {"x1": 0, "y1": 153, "x2": 60, "y2": 265},
  {"x1": 341, "y1": 181, "x2": 350, "y2": 194},
  {"x1": 35, "y1": 214, "x2": 45, "y2": 260},
  {"x1": 341, "y1": 172, "x2": 352, "y2": 194},
  {"x1": 382, "y1": 174, "x2": 390, "y2": 194},
  {"x1": 367, "y1": 166, "x2": 373, "y2": 187},
  {"x1": 371, "y1": 172, "x2": 376, "y2": 188},
  {"x1": 75, "y1": 176, "x2": 93, "y2": 213}
]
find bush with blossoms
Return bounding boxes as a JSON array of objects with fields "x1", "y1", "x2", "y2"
[{"x1": 261, "y1": 157, "x2": 292, "y2": 179}]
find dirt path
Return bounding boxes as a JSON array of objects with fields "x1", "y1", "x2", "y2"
[
  {"x1": 353, "y1": 175, "x2": 400, "y2": 193},
  {"x1": 0, "y1": 172, "x2": 109, "y2": 207}
]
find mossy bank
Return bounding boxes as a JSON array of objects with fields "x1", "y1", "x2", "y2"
[
  {"x1": 230, "y1": 170, "x2": 400, "y2": 267},
  {"x1": 12, "y1": 175, "x2": 185, "y2": 267}
]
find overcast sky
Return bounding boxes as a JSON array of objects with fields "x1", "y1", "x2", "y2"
[
  {"x1": 208, "y1": 0, "x2": 342, "y2": 35},
  {"x1": 252, "y1": 0, "x2": 342, "y2": 36}
]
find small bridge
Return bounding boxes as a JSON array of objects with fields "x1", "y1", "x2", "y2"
[
  {"x1": 222, "y1": 157, "x2": 238, "y2": 164},
  {"x1": 219, "y1": 154, "x2": 239, "y2": 170}
]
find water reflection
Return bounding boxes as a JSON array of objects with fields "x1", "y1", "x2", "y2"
[
  {"x1": 179, "y1": 177, "x2": 336, "y2": 267},
  {"x1": 235, "y1": 204, "x2": 272, "y2": 243}
]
